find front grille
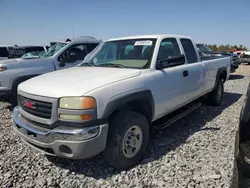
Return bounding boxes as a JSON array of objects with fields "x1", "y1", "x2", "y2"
[
  {"x1": 18, "y1": 95, "x2": 52, "y2": 119},
  {"x1": 243, "y1": 55, "x2": 250, "y2": 58}
]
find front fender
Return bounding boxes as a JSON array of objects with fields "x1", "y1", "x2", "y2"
[{"x1": 101, "y1": 90, "x2": 154, "y2": 119}]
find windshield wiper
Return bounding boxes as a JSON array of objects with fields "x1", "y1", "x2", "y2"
[
  {"x1": 22, "y1": 56, "x2": 40, "y2": 59},
  {"x1": 79, "y1": 62, "x2": 95, "y2": 67},
  {"x1": 97, "y1": 63, "x2": 125, "y2": 68}
]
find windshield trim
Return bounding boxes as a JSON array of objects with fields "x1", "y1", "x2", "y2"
[{"x1": 79, "y1": 38, "x2": 157, "y2": 69}]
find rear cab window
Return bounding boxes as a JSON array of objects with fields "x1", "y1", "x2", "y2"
[
  {"x1": 25, "y1": 47, "x2": 45, "y2": 53},
  {"x1": 85, "y1": 43, "x2": 99, "y2": 53},
  {"x1": 9, "y1": 48, "x2": 26, "y2": 58},
  {"x1": 180, "y1": 39, "x2": 198, "y2": 63}
]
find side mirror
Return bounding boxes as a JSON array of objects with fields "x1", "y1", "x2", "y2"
[
  {"x1": 156, "y1": 55, "x2": 185, "y2": 70},
  {"x1": 58, "y1": 57, "x2": 66, "y2": 67},
  {"x1": 58, "y1": 60, "x2": 66, "y2": 67},
  {"x1": 155, "y1": 62, "x2": 163, "y2": 70},
  {"x1": 199, "y1": 51, "x2": 203, "y2": 56}
]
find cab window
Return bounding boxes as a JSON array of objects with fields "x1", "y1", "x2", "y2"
[
  {"x1": 61, "y1": 44, "x2": 88, "y2": 63},
  {"x1": 180, "y1": 39, "x2": 198, "y2": 63},
  {"x1": 157, "y1": 38, "x2": 182, "y2": 61}
]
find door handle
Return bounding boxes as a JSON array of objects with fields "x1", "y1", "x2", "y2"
[{"x1": 183, "y1": 70, "x2": 189, "y2": 77}]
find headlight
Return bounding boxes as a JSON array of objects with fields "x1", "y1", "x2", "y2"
[
  {"x1": 59, "y1": 96, "x2": 97, "y2": 110},
  {"x1": 59, "y1": 97, "x2": 97, "y2": 121},
  {"x1": 0, "y1": 67, "x2": 7, "y2": 72}
]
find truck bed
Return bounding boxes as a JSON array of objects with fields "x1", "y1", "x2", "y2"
[{"x1": 201, "y1": 56, "x2": 229, "y2": 61}]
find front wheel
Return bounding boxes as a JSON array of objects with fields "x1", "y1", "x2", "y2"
[
  {"x1": 103, "y1": 111, "x2": 150, "y2": 170},
  {"x1": 10, "y1": 85, "x2": 18, "y2": 108}
]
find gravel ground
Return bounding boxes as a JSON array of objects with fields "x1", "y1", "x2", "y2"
[{"x1": 0, "y1": 65, "x2": 249, "y2": 188}]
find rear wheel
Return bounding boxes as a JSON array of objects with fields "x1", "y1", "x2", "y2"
[
  {"x1": 103, "y1": 111, "x2": 149, "y2": 170},
  {"x1": 204, "y1": 79, "x2": 224, "y2": 106}
]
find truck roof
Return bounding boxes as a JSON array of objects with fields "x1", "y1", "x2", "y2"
[
  {"x1": 107, "y1": 34, "x2": 191, "y2": 41},
  {"x1": 68, "y1": 36, "x2": 101, "y2": 44},
  {"x1": 12, "y1": 45, "x2": 45, "y2": 48},
  {"x1": 0, "y1": 45, "x2": 16, "y2": 47}
]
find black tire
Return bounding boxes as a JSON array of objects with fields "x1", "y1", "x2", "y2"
[
  {"x1": 231, "y1": 159, "x2": 242, "y2": 188},
  {"x1": 205, "y1": 79, "x2": 224, "y2": 106},
  {"x1": 231, "y1": 129, "x2": 243, "y2": 188},
  {"x1": 10, "y1": 78, "x2": 28, "y2": 108},
  {"x1": 103, "y1": 111, "x2": 150, "y2": 170},
  {"x1": 10, "y1": 84, "x2": 19, "y2": 108}
]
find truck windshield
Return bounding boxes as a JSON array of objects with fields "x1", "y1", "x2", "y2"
[
  {"x1": 80, "y1": 38, "x2": 156, "y2": 69},
  {"x1": 197, "y1": 44, "x2": 213, "y2": 53},
  {"x1": 22, "y1": 42, "x2": 67, "y2": 59},
  {"x1": 22, "y1": 51, "x2": 46, "y2": 58}
]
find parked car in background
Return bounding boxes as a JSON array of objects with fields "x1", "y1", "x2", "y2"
[
  {"x1": 13, "y1": 34, "x2": 230, "y2": 170},
  {"x1": 196, "y1": 43, "x2": 240, "y2": 72},
  {"x1": 8, "y1": 46, "x2": 48, "y2": 59},
  {"x1": 240, "y1": 51, "x2": 250, "y2": 65},
  {"x1": 0, "y1": 45, "x2": 16, "y2": 60},
  {"x1": 0, "y1": 36, "x2": 101, "y2": 105},
  {"x1": 231, "y1": 82, "x2": 250, "y2": 188}
]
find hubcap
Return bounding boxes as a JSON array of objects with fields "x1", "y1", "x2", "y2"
[
  {"x1": 216, "y1": 84, "x2": 222, "y2": 101},
  {"x1": 122, "y1": 125, "x2": 143, "y2": 158}
]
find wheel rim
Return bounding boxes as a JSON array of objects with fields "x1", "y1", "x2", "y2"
[
  {"x1": 216, "y1": 84, "x2": 222, "y2": 101},
  {"x1": 122, "y1": 125, "x2": 143, "y2": 158}
]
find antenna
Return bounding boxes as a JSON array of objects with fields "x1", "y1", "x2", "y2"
[{"x1": 72, "y1": 27, "x2": 75, "y2": 42}]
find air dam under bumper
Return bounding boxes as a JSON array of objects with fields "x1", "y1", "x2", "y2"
[{"x1": 12, "y1": 107, "x2": 109, "y2": 159}]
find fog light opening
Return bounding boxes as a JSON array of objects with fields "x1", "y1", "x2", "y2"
[{"x1": 59, "y1": 145, "x2": 73, "y2": 157}]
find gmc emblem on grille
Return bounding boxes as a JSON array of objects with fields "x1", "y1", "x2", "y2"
[{"x1": 23, "y1": 100, "x2": 36, "y2": 109}]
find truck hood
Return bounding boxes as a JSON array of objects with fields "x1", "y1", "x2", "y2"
[
  {"x1": 0, "y1": 57, "x2": 51, "y2": 66},
  {"x1": 18, "y1": 67, "x2": 141, "y2": 98},
  {"x1": 0, "y1": 58, "x2": 22, "y2": 65}
]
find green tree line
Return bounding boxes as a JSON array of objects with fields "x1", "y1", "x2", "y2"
[{"x1": 207, "y1": 44, "x2": 248, "y2": 52}]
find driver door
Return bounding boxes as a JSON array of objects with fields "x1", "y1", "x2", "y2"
[{"x1": 55, "y1": 44, "x2": 88, "y2": 70}]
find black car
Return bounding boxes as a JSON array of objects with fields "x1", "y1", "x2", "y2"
[
  {"x1": 231, "y1": 82, "x2": 250, "y2": 188},
  {"x1": 0, "y1": 45, "x2": 16, "y2": 60}
]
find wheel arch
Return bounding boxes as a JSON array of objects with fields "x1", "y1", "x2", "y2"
[
  {"x1": 214, "y1": 67, "x2": 227, "y2": 89},
  {"x1": 102, "y1": 90, "x2": 155, "y2": 122},
  {"x1": 12, "y1": 74, "x2": 41, "y2": 91}
]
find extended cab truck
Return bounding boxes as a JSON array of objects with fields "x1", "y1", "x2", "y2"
[
  {"x1": 240, "y1": 51, "x2": 250, "y2": 65},
  {"x1": 13, "y1": 34, "x2": 231, "y2": 170},
  {"x1": 0, "y1": 36, "x2": 100, "y2": 105}
]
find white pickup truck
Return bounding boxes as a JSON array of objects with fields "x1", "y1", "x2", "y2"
[
  {"x1": 13, "y1": 34, "x2": 231, "y2": 170},
  {"x1": 0, "y1": 36, "x2": 100, "y2": 105}
]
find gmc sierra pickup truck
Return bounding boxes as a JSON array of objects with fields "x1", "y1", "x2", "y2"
[
  {"x1": 13, "y1": 34, "x2": 231, "y2": 170},
  {"x1": 0, "y1": 36, "x2": 100, "y2": 105}
]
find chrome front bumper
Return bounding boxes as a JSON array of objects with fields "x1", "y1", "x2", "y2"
[{"x1": 12, "y1": 107, "x2": 109, "y2": 159}]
